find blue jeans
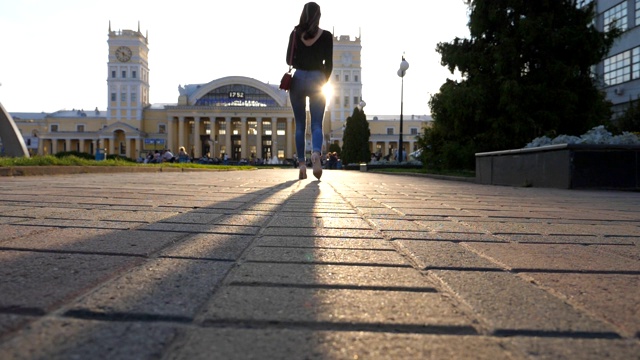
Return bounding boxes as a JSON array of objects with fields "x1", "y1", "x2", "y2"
[{"x1": 289, "y1": 69, "x2": 326, "y2": 162}]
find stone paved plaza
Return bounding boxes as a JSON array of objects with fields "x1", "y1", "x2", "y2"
[{"x1": 0, "y1": 168, "x2": 638, "y2": 359}]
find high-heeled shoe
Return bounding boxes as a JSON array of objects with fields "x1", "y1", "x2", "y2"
[
  {"x1": 298, "y1": 163, "x2": 307, "y2": 180},
  {"x1": 311, "y1": 151, "x2": 322, "y2": 180}
]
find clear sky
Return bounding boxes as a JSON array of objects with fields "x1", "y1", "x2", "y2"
[{"x1": 0, "y1": 0, "x2": 469, "y2": 116}]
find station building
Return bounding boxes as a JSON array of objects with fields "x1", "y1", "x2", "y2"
[{"x1": 9, "y1": 25, "x2": 430, "y2": 161}]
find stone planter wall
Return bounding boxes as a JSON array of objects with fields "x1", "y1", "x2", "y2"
[{"x1": 475, "y1": 144, "x2": 640, "y2": 190}]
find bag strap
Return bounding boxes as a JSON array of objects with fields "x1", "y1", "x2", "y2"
[{"x1": 287, "y1": 28, "x2": 296, "y2": 72}]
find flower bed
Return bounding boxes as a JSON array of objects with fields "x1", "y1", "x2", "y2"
[{"x1": 476, "y1": 126, "x2": 640, "y2": 190}]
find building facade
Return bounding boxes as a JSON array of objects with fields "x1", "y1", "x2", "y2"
[
  {"x1": 9, "y1": 25, "x2": 429, "y2": 161},
  {"x1": 588, "y1": 0, "x2": 640, "y2": 116}
]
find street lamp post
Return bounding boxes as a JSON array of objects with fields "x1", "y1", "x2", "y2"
[{"x1": 397, "y1": 56, "x2": 409, "y2": 163}]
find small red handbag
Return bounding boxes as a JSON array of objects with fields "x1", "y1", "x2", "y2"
[
  {"x1": 279, "y1": 69, "x2": 292, "y2": 91},
  {"x1": 279, "y1": 29, "x2": 296, "y2": 91}
]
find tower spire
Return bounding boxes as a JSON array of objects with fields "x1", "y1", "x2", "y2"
[
  {"x1": 138, "y1": 21, "x2": 140, "y2": 33},
  {"x1": 108, "y1": 20, "x2": 111, "y2": 33}
]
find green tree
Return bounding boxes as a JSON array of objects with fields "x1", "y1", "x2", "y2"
[
  {"x1": 341, "y1": 107, "x2": 370, "y2": 165},
  {"x1": 615, "y1": 97, "x2": 640, "y2": 133},
  {"x1": 421, "y1": 0, "x2": 621, "y2": 170}
]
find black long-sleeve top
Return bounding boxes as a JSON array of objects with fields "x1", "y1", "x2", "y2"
[{"x1": 286, "y1": 29, "x2": 333, "y2": 82}]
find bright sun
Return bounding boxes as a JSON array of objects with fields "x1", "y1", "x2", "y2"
[{"x1": 322, "y1": 82, "x2": 334, "y2": 101}]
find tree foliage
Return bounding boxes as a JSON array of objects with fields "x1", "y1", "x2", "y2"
[
  {"x1": 419, "y1": 0, "x2": 621, "y2": 170},
  {"x1": 614, "y1": 98, "x2": 640, "y2": 133},
  {"x1": 341, "y1": 107, "x2": 371, "y2": 164}
]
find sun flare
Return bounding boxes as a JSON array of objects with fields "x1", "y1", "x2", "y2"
[{"x1": 322, "y1": 82, "x2": 334, "y2": 102}]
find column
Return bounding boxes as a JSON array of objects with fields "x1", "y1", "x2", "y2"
[
  {"x1": 65, "y1": 139, "x2": 71, "y2": 152},
  {"x1": 272, "y1": 119, "x2": 278, "y2": 162},
  {"x1": 225, "y1": 117, "x2": 232, "y2": 156},
  {"x1": 286, "y1": 117, "x2": 293, "y2": 158},
  {"x1": 167, "y1": 117, "x2": 175, "y2": 152},
  {"x1": 240, "y1": 117, "x2": 247, "y2": 159},
  {"x1": 193, "y1": 117, "x2": 201, "y2": 158},
  {"x1": 37, "y1": 137, "x2": 44, "y2": 155},
  {"x1": 110, "y1": 135, "x2": 116, "y2": 155},
  {"x1": 79, "y1": 139, "x2": 85, "y2": 153},
  {"x1": 256, "y1": 118, "x2": 263, "y2": 161},
  {"x1": 92, "y1": 140, "x2": 97, "y2": 155},
  {"x1": 51, "y1": 139, "x2": 58, "y2": 155},
  {"x1": 178, "y1": 116, "x2": 185, "y2": 149},
  {"x1": 384, "y1": 141, "x2": 390, "y2": 156}
]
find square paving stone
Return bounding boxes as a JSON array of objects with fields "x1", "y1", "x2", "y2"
[
  {"x1": 160, "y1": 233, "x2": 254, "y2": 260},
  {"x1": 16, "y1": 218, "x2": 135, "y2": 230},
  {"x1": 213, "y1": 214, "x2": 271, "y2": 227},
  {"x1": 203, "y1": 285, "x2": 473, "y2": 328},
  {"x1": 227, "y1": 263, "x2": 435, "y2": 289},
  {"x1": 261, "y1": 227, "x2": 380, "y2": 238},
  {"x1": 395, "y1": 240, "x2": 504, "y2": 270},
  {"x1": 141, "y1": 223, "x2": 260, "y2": 235},
  {"x1": 0, "y1": 225, "x2": 55, "y2": 243},
  {"x1": 70, "y1": 258, "x2": 232, "y2": 317},
  {"x1": 525, "y1": 273, "x2": 640, "y2": 338},
  {"x1": 256, "y1": 236, "x2": 393, "y2": 250},
  {"x1": 589, "y1": 244, "x2": 640, "y2": 261},
  {"x1": 0, "y1": 314, "x2": 35, "y2": 338},
  {"x1": 159, "y1": 212, "x2": 225, "y2": 224},
  {"x1": 430, "y1": 270, "x2": 619, "y2": 336},
  {"x1": 509, "y1": 337, "x2": 640, "y2": 360},
  {"x1": 1, "y1": 228, "x2": 187, "y2": 256},
  {"x1": 244, "y1": 247, "x2": 409, "y2": 266},
  {"x1": 167, "y1": 330, "x2": 520, "y2": 360},
  {"x1": 0, "y1": 317, "x2": 180, "y2": 360},
  {"x1": 465, "y1": 243, "x2": 640, "y2": 272},
  {"x1": 0, "y1": 251, "x2": 142, "y2": 311},
  {"x1": 386, "y1": 230, "x2": 502, "y2": 242}
]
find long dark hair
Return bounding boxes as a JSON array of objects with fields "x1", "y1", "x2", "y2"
[{"x1": 296, "y1": 2, "x2": 321, "y2": 40}]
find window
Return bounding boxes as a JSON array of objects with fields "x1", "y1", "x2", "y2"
[
  {"x1": 353, "y1": 96, "x2": 359, "y2": 106},
  {"x1": 355, "y1": 75, "x2": 359, "y2": 83},
  {"x1": 344, "y1": 74, "x2": 349, "y2": 82},
  {"x1": 111, "y1": 93, "x2": 116, "y2": 101},
  {"x1": 159, "y1": 124, "x2": 166, "y2": 134},
  {"x1": 122, "y1": 70, "x2": 127, "y2": 78},
  {"x1": 248, "y1": 120, "x2": 257, "y2": 135},
  {"x1": 276, "y1": 121, "x2": 286, "y2": 135},
  {"x1": 604, "y1": 49, "x2": 632, "y2": 85},
  {"x1": 111, "y1": 70, "x2": 116, "y2": 78},
  {"x1": 335, "y1": 74, "x2": 339, "y2": 82},
  {"x1": 263, "y1": 121, "x2": 272, "y2": 135},
  {"x1": 344, "y1": 96, "x2": 349, "y2": 108},
  {"x1": 121, "y1": 92, "x2": 127, "y2": 102},
  {"x1": 132, "y1": 70, "x2": 137, "y2": 79},
  {"x1": 334, "y1": 96, "x2": 340, "y2": 107},
  {"x1": 218, "y1": 120, "x2": 227, "y2": 135},
  {"x1": 387, "y1": 128, "x2": 394, "y2": 135},
  {"x1": 131, "y1": 92, "x2": 137, "y2": 102},
  {"x1": 50, "y1": 124, "x2": 58, "y2": 132},
  {"x1": 77, "y1": 125, "x2": 85, "y2": 132},
  {"x1": 636, "y1": 0, "x2": 640, "y2": 27},
  {"x1": 410, "y1": 128, "x2": 419, "y2": 135},
  {"x1": 604, "y1": 2, "x2": 628, "y2": 31}
]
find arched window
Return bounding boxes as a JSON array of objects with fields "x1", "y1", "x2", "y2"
[{"x1": 195, "y1": 84, "x2": 278, "y2": 107}]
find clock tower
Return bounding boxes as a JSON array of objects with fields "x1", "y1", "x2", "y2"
[
  {"x1": 327, "y1": 33, "x2": 362, "y2": 148},
  {"x1": 107, "y1": 22, "x2": 149, "y2": 123}
]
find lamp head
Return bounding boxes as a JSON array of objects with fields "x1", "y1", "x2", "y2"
[{"x1": 397, "y1": 56, "x2": 409, "y2": 77}]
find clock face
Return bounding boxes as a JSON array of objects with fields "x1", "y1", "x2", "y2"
[
  {"x1": 115, "y1": 46, "x2": 132, "y2": 62},
  {"x1": 341, "y1": 52, "x2": 353, "y2": 66}
]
